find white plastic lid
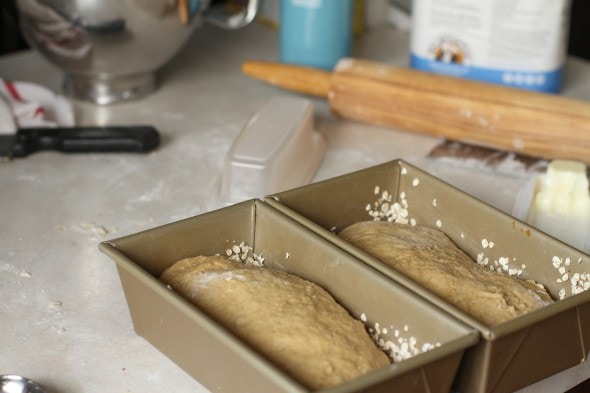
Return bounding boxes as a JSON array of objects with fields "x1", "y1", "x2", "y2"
[{"x1": 219, "y1": 96, "x2": 325, "y2": 204}]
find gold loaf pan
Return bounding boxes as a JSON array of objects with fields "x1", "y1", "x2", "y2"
[
  {"x1": 266, "y1": 159, "x2": 590, "y2": 393},
  {"x1": 99, "y1": 199, "x2": 478, "y2": 393}
]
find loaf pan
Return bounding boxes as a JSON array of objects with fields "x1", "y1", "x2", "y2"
[
  {"x1": 99, "y1": 199, "x2": 478, "y2": 393},
  {"x1": 266, "y1": 159, "x2": 590, "y2": 393}
]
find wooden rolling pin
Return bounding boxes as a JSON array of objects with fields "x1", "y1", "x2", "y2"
[{"x1": 242, "y1": 59, "x2": 590, "y2": 165}]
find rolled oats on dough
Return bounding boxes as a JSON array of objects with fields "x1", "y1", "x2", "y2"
[{"x1": 339, "y1": 221, "x2": 554, "y2": 326}]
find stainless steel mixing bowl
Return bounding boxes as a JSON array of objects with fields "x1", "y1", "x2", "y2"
[
  {"x1": 16, "y1": 0, "x2": 260, "y2": 104},
  {"x1": 0, "y1": 375, "x2": 47, "y2": 393}
]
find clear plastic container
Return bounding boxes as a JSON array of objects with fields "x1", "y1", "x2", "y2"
[{"x1": 219, "y1": 96, "x2": 325, "y2": 204}]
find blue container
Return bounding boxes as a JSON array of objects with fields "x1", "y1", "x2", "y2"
[{"x1": 280, "y1": 0, "x2": 353, "y2": 70}]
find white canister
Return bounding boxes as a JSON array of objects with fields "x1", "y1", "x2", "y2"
[{"x1": 410, "y1": 0, "x2": 572, "y2": 93}]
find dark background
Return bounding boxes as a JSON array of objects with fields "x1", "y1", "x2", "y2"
[
  {"x1": 0, "y1": 0, "x2": 28, "y2": 55},
  {"x1": 566, "y1": 0, "x2": 590, "y2": 60}
]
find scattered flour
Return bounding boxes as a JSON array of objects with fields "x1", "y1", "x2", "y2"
[{"x1": 0, "y1": 263, "x2": 32, "y2": 278}]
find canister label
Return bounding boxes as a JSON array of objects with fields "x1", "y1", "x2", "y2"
[{"x1": 410, "y1": 0, "x2": 571, "y2": 93}]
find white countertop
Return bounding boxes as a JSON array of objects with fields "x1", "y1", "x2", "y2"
[{"x1": 1, "y1": 22, "x2": 589, "y2": 393}]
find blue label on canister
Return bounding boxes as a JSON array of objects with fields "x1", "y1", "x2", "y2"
[
  {"x1": 410, "y1": 54, "x2": 564, "y2": 93},
  {"x1": 409, "y1": 0, "x2": 571, "y2": 94}
]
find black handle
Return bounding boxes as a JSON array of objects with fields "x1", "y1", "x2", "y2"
[{"x1": 13, "y1": 125, "x2": 160, "y2": 157}]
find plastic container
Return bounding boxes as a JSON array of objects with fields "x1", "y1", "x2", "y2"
[
  {"x1": 279, "y1": 0, "x2": 353, "y2": 70},
  {"x1": 219, "y1": 96, "x2": 325, "y2": 205}
]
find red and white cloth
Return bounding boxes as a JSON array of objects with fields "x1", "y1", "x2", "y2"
[{"x1": 0, "y1": 78, "x2": 74, "y2": 133}]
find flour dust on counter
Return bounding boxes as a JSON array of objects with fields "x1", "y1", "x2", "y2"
[
  {"x1": 72, "y1": 222, "x2": 118, "y2": 241},
  {"x1": 0, "y1": 263, "x2": 32, "y2": 278}
]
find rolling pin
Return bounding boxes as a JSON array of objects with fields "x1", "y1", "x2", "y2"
[{"x1": 242, "y1": 58, "x2": 590, "y2": 165}]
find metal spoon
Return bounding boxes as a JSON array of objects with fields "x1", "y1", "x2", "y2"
[{"x1": 0, "y1": 375, "x2": 48, "y2": 393}]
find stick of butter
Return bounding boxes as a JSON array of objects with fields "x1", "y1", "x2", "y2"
[{"x1": 527, "y1": 160, "x2": 590, "y2": 251}]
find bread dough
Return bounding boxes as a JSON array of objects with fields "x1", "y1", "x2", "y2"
[
  {"x1": 339, "y1": 222, "x2": 554, "y2": 326},
  {"x1": 160, "y1": 255, "x2": 390, "y2": 390}
]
